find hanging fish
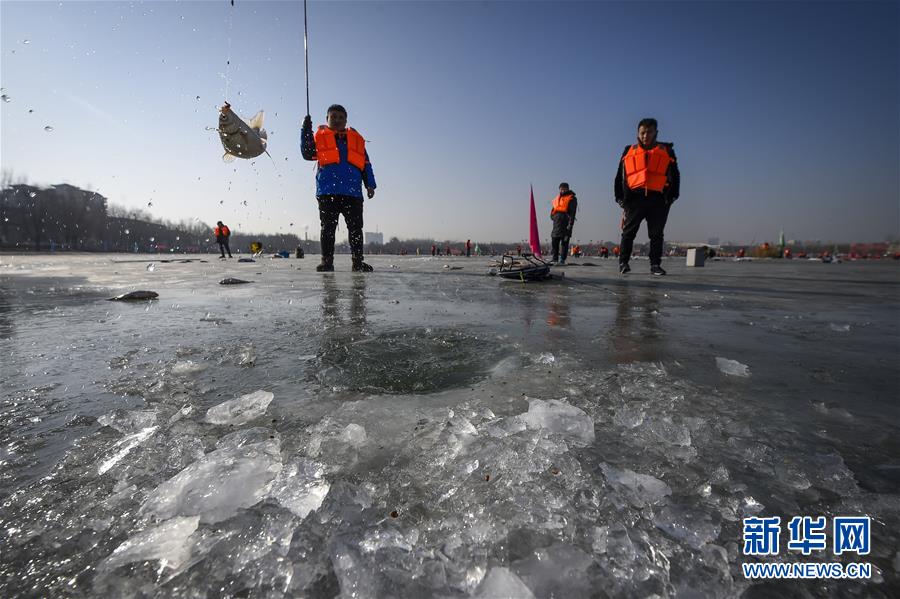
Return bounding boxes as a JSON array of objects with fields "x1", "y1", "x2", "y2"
[{"x1": 217, "y1": 102, "x2": 267, "y2": 162}]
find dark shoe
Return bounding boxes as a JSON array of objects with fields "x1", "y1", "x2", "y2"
[
  {"x1": 316, "y1": 256, "x2": 334, "y2": 272},
  {"x1": 650, "y1": 265, "x2": 667, "y2": 276},
  {"x1": 352, "y1": 257, "x2": 373, "y2": 272},
  {"x1": 619, "y1": 263, "x2": 631, "y2": 274}
]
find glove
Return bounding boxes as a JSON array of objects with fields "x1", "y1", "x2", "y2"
[{"x1": 302, "y1": 115, "x2": 312, "y2": 130}]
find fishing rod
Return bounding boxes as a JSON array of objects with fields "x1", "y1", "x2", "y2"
[{"x1": 304, "y1": 0, "x2": 310, "y2": 116}]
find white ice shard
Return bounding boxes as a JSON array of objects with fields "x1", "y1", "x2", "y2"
[
  {"x1": 97, "y1": 409, "x2": 157, "y2": 434},
  {"x1": 101, "y1": 516, "x2": 199, "y2": 572},
  {"x1": 140, "y1": 428, "x2": 282, "y2": 523},
  {"x1": 339, "y1": 423, "x2": 367, "y2": 446},
  {"x1": 521, "y1": 398, "x2": 595, "y2": 445},
  {"x1": 475, "y1": 567, "x2": 535, "y2": 599},
  {"x1": 171, "y1": 360, "x2": 208, "y2": 375},
  {"x1": 204, "y1": 390, "x2": 274, "y2": 426},
  {"x1": 715, "y1": 357, "x2": 751, "y2": 377},
  {"x1": 652, "y1": 504, "x2": 721, "y2": 549},
  {"x1": 268, "y1": 458, "x2": 330, "y2": 519},
  {"x1": 601, "y1": 463, "x2": 672, "y2": 508},
  {"x1": 98, "y1": 425, "x2": 159, "y2": 475}
]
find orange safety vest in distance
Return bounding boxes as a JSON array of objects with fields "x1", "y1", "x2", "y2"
[
  {"x1": 623, "y1": 144, "x2": 672, "y2": 194},
  {"x1": 551, "y1": 193, "x2": 573, "y2": 215},
  {"x1": 314, "y1": 126, "x2": 367, "y2": 171},
  {"x1": 214, "y1": 225, "x2": 230, "y2": 237}
]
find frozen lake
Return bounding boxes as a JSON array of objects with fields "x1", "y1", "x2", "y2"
[{"x1": 1, "y1": 254, "x2": 898, "y2": 597}]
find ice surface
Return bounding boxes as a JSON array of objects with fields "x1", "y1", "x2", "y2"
[
  {"x1": 140, "y1": 428, "x2": 282, "y2": 523},
  {"x1": 474, "y1": 567, "x2": 535, "y2": 599},
  {"x1": 204, "y1": 390, "x2": 274, "y2": 425},
  {"x1": 715, "y1": 357, "x2": 751, "y2": 377},
  {"x1": 2, "y1": 256, "x2": 897, "y2": 598},
  {"x1": 521, "y1": 398, "x2": 595, "y2": 445},
  {"x1": 100, "y1": 516, "x2": 199, "y2": 572}
]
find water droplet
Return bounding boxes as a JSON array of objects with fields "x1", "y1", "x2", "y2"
[
  {"x1": 124, "y1": 229, "x2": 130, "y2": 234},
  {"x1": 28, "y1": 109, "x2": 33, "y2": 113},
  {"x1": 195, "y1": 95, "x2": 200, "y2": 100},
  {"x1": 175, "y1": 236, "x2": 180, "y2": 241},
  {"x1": 146, "y1": 263, "x2": 155, "y2": 272},
  {"x1": 147, "y1": 201, "x2": 153, "y2": 207},
  {"x1": 219, "y1": 200, "x2": 224, "y2": 205},
  {"x1": 1, "y1": 95, "x2": 10, "y2": 103},
  {"x1": 289, "y1": 222, "x2": 294, "y2": 227},
  {"x1": 149, "y1": 236, "x2": 155, "y2": 242},
  {"x1": 22, "y1": 39, "x2": 30, "y2": 44},
  {"x1": 28, "y1": 191, "x2": 37, "y2": 198},
  {"x1": 4, "y1": 217, "x2": 8, "y2": 222},
  {"x1": 44, "y1": 125, "x2": 53, "y2": 132}
]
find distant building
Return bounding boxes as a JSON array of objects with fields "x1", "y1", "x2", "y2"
[{"x1": 365, "y1": 231, "x2": 383, "y2": 245}]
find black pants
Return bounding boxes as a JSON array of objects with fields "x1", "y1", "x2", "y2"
[
  {"x1": 218, "y1": 239, "x2": 232, "y2": 257},
  {"x1": 619, "y1": 197, "x2": 670, "y2": 266},
  {"x1": 318, "y1": 195, "x2": 364, "y2": 258},
  {"x1": 551, "y1": 236, "x2": 569, "y2": 262}
]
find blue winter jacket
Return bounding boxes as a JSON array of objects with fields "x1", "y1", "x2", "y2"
[{"x1": 301, "y1": 124, "x2": 376, "y2": 199}]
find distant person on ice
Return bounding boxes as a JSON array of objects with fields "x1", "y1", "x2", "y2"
[
  {"x1": 301, "y1": 104, "x2": 376, "y2": 272},
  {"x1": 614, "y1": 117, "x2": 680, "y2": 275},
  {"x1": 550, "y1": 182, "x2": 577, "y2": 265},
  {"x1": 214, "y1": 221, "x2": 232, "y2": 259}
]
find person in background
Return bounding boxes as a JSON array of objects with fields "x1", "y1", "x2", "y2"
[
  {"x1": 214, "y1": 221, "x2": 232, "y2": 259},
  {"x1": 550, "y1": 182, "x2": 577, "y2": 265}
]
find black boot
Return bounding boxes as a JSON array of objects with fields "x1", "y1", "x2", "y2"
[
  {"x1": 351, "y1": 255, "x2": 373, "y2": 272},
  {"x1": 316, "y1": 255, "x2": 334, "y2": 272}
]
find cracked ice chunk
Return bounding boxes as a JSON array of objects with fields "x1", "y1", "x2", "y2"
[
  {"x1": 140, "y1": 429, "x2": 282, "y2": 523},
  {"x1": 101, "y1": 516, "x2": 199, "y2": 572},
  {"x1": 521, "y1": 399, "x2": 595, "y2": 445},
  {"x1": 513, "y1": 544, "x2": 592, "y2": 599},
  {"x1": 652, "y1": 505, "x2": 721, "y2": 549},
  {"x1": 98, "y1": 426, "x2": 159, "y2": 475},
  {"x1": 97, "y1": 409, "x2": 157, "y2": 434},
  {"x1": 475, "y1": 567, "x2": 535, "y2": 599},
  {"x1": 715, "y1": 357, "x2": 750, "y2": 377},
  {"x1": 268, "y1": 458, "x2": 330, "y2": 519},
  {"x1": 339, "y1": 423, "x2": 367, "y2": 446},
  {"x1": 204, "y1": 390, "x2": 274, "y2": 426},
  {"x1": 601, "y1": 464, "x2": 671, "y2": 508}
]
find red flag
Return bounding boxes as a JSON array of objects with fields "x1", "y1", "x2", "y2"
[{"x1": 529, "y1": 185, "x2": 542, "y2": 257}]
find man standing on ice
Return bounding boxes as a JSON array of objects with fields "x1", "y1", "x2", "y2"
[
  {"x1": 301, "y1": 104, "x2": 376, "y2": 272},
  {"x1": 550, "y1": 182, "x2": 577, "y2": 265},
  {"x1": 614, "y1": 118, "x2": 680, "y2": 275}
]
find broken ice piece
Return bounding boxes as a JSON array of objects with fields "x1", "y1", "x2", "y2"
[{"x1": 715, "y1": 357, "x2": 750, "y2": 377}]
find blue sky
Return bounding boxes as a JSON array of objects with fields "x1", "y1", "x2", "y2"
[{"x1": 1, "y1": 0, "x2": 897, "y2": 244}]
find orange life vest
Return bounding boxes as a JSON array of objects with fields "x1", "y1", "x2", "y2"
[
  {"x1": 314, "y1": 126, "x2": 367, "y2": 171},
  {"x1": 551, "y1": 193, "x2": 574, "y2": 215},
  {"x1": 623, "y1": 143, "x2": 673, "y2": 194},
  {"x1": 214, "y1": 225, "x2": 230, "y2": 237}
]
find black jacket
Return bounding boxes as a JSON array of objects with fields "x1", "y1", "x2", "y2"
[
  {"x1": 614, "y1": 142, "x2": 680, "y2": 204},
  {"x1": 551, "y1": 191, "x2": 577, "y2": 237}
]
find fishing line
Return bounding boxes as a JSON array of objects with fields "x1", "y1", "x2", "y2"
[{"x1": 224, "y1": 0, "x2": 234, "y2": 101}]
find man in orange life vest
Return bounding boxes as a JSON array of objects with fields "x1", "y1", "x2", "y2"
[
  {"x1": 614, "y1": 118, "x2": 680, "y2": 275},
  {"x1": 550, "y1": 183, "x2": 578, "y2": 265},
  {"x1": 214, "y1": 221, "x2": 232, "y2": 259},
  {"x1": 301, "y1": 104, "x2": 376, "y2": 272}
]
